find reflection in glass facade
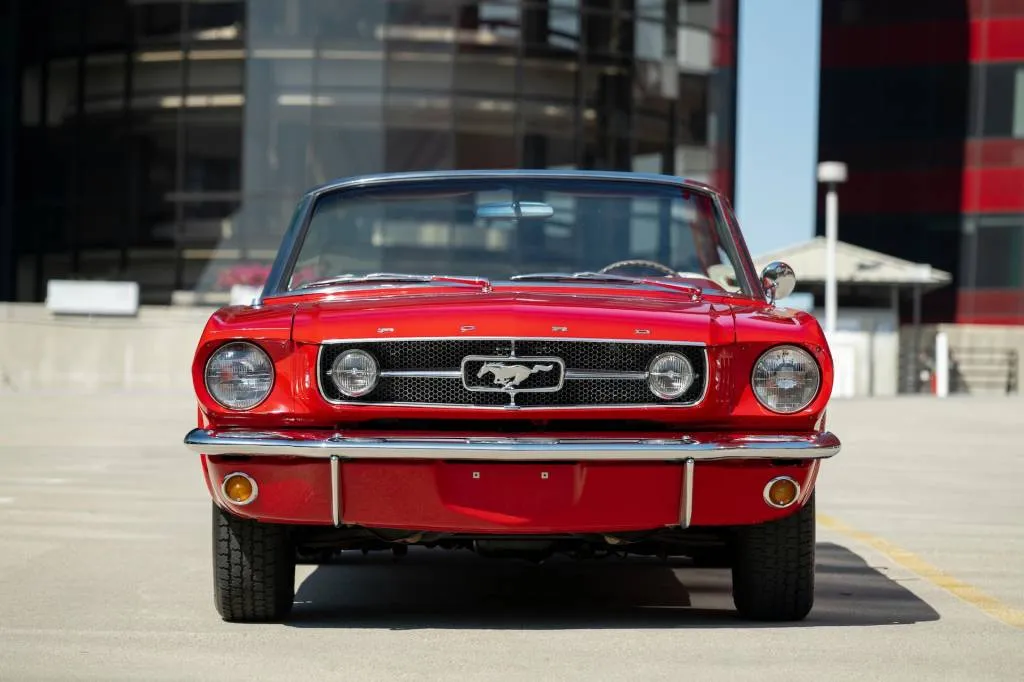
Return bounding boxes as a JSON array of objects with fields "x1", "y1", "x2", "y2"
[{"x1": 1, "y1": 0, "x2": 738, "y2": 304}]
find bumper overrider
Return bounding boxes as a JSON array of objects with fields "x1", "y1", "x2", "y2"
[{"x1": 185, "y1": 429, "x2": 840, "y2": 531}]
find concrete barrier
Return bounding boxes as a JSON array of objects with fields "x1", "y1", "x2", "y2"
[{"x1": 0, "y1": 303, "x2": 217, "y2": 392}]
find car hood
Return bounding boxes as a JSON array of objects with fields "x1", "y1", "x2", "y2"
[{"x1": 290, "y1": 289, "x2": 737, "y2": 346}]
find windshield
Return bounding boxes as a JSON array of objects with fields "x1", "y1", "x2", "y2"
[{"x1": 282, "y1": 177, "x2": 752, "y2": 296}]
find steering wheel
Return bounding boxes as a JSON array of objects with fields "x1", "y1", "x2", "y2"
[{"x1": 598, "y1": 259, "x2": 680, "y2": 278}]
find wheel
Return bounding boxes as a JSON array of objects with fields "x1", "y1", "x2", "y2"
[
  {"x1": 730, "y1": 493, "x2": 815, "y2": 622},
  {"x1": 212, "y1": 503, "x2": 296, "y2": 622}
]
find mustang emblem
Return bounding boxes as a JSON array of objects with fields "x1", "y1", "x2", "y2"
[{"x1": 477, "y1": 362, "x2": 554, "y2": 389}]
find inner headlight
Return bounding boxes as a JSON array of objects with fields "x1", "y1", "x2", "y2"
[
  {"x1": 647, "y1": 352, "x2": 695, "y2": 400},
  {"x1": 752, "y1": 345, "x2": 820, "y2": 413},
  {"x1": 204, "y1": 341, "x2": 274, "y2": 410},
  {"x1": 330, "y1": 349, "x2": 379, "y2": 397}
]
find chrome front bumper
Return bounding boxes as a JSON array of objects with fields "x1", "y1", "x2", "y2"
[{"x1": 184, "y1": 429, "x2": 841, "y2": 462}]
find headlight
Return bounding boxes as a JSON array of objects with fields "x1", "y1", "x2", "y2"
[
  {"x1": 329, "y1": 349, "x2": 379, "y2": 397},
  {"x1": 204, "y1": 341, "x2": 274, "y2": 410},
  {"x1": 752, "y1": 345, "x2": 820, "y2": 413},
  {"x1": 647, "y1": 352, "x2": 695, "y2": 400}
]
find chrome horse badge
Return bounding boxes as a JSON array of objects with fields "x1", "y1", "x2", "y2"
[{"x1": 477, "y1": 362, "x2": 555, "y2": 389}]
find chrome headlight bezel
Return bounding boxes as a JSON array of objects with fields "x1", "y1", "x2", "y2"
[
  {"x1": 203, "y1": 341, "x2": 275, "y2": 410},
  {"x1": 751, "y1": 344, "x2": 821, "y2": 414},
  {"x1": 647, "y1": 351, "x2": 696, "y2": 400},
  {"x1": 329, "y1": 349, "x2": 380, "y2": 398}
]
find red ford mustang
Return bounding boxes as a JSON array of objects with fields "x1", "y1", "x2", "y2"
[{"x1": 184, "y1": 170, "x2": 840, "y2": 623}]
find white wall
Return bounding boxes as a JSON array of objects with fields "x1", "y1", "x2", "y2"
[{"x1": 826, "y1": 330, "x2": 900, "y2": 398}]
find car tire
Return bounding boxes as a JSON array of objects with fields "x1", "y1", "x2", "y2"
[
  {"x1": 730, "y1": 492, "x2": 815, "y2": 622},
  {"x1": 212, "y1": 503, "x2": 296, "y2": 622}
]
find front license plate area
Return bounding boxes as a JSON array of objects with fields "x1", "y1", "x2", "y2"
[{"x1": 436, "y1": 462, "x2": 578, "y2": 522}]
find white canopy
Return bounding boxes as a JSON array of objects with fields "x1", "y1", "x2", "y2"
[{"x1": 752, "y1": 236, "x2": 951, "y2": 291}]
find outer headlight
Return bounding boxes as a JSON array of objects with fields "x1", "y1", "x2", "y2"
[
  {"x1": 330, "y1": 349, "x2": 379, "y2": 397},
  {"x1": 204, "y1": 341, "x2": 274, "y2": 410},
  {"x1": 752, "y1": 345, "x2": 821, "y2": 413},
  {"x1": 647, "y1": 352, "x2": 695, "y2": 400}
]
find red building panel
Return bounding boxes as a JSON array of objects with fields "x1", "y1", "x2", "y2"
[
  {"x1": 714, "y1": 0, "x2": 737, "y2": 67},
  {"x1": 968, "y1": 0, "x2": 1024, "y2": 18},
  {"x1": 962, "y1": 168, "x2": 1024, "y2": 213},
  {"x1": 957, "y1": 290, "x2": 1024, "y2": 324},
  {"x1": 970, "y1": 18, "x2": 1024, "y2": 61},
  {"x1": 824, "y1": 166, "x2": 1023, "y2": 214},
  {"x1": 832, "y1": 169, "x2": 965, "y2": 214},
  {"x1": 821, "y1": 16, "x2": 1024, "y2": 65},
  {"x1": 821, "y1": 21, "x2": 969, "y2": 67},
  {"x1": 966, "y1": 139, "x2": 1024, "y2": 168}
]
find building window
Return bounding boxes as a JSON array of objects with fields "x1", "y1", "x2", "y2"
[
  {"x1": 962, "y1": 217, "x2": 1024, "y2": 289},
  {"x1": 981, "y1": 63, "x2": 1024, "y2": 138},
  {"x1": 1014, "y1": 68, "x2": 1024, "y2": 139}
]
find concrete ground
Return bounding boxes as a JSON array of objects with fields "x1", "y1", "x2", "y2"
[{"x1": 0, "y1": 390, "x2": 1022, "y2": 681}]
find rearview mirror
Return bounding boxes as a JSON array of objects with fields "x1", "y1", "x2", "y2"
[
  {"x1": 476, "y1": 201, "x2": 554, "y2": 220},
  {"x1": 760, "y1": 261, "x2": 796, "y2": 304}
]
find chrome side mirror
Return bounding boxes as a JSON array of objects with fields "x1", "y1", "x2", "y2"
[{"x1": 761, "y1": 261, "x2": 796, "y2": 304}]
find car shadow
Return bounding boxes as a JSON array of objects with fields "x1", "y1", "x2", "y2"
[{"x1": 284, "y1": 541, "x2": 939, "y2": 629}]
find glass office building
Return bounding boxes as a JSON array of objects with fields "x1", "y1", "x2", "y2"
[
  {"x1": 0, "y1": 0, "x2": 738, "y2": 304},
  {"x1": 816, "y1": 0, "x2": 1024, "y2": 324}
]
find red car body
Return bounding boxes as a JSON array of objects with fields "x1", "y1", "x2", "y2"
[{"x1": 185, "y1": 170, "x2": 840, "y2": 623}]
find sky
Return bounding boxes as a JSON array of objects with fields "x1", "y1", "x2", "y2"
[{"x1": 733, "y1": 0, "x2": 822, "y2": 258}]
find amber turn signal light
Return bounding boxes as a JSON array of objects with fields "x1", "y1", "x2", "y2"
[
  {"x1": 222, "y1": 473, "x2": 258, "y2": 506},
  {"x1": 763, "y1": 476, "x2": 799, "y2": 509}
]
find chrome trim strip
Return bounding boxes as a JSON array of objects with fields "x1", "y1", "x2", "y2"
[
  {"x1": 308, "y1": 169, "x2": 718, "y2": 198},
  {"x1": 318, "y1": 336, "x2": 707, "y2": 347},
  {"x1": 376, "y1": 369, "x2": 645, "y2": 380},
  {"x1": 379, "y1": 369, "x2": 462, "y2": 378},
  {"x1": 680, "y1": 458, "x2": 695, "y2": 528},
  {"x1": 565, "y1": 370, "x2": 648, "y2": 380},
  {"x1": 315, "y1": 341, "x2": 710, "y2": 409},
  {"x1": 185, "y1": 429, "x2": 841, "y2": 462},
  {"x1": 330, "y1": 455, "x2": 341, "y2": 527},
  {"x1": 763, "y1": 476, "x2": 801, "y2": 509}
]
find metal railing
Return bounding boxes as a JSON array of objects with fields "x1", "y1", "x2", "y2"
[{"x1": 948, "y1": 347, "x2": 1019, "y2": 395}]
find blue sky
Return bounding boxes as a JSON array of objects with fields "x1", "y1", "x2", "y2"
[{"x1": 733, "y1": 0, "x2": 821, "y2": 257}]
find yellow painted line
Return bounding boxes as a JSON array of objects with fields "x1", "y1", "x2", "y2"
[{"x1": 818, "y1": 513, "x2": 1024, "y2": 629}]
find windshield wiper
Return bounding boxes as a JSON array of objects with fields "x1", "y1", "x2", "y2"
[
  {"x1": 509, "y1": 272, "x2": 702, "y2": 299},
  {"x1": 293, "y1": 272, "x2": 492, "y2": 292}
]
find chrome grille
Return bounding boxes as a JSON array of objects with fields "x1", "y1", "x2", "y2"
[{"x1": 318, "y1": 338, "x2": 707, "y2": 408}]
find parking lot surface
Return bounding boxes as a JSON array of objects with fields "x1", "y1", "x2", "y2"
[{"x1": 1, "y1": 390, "x2": 1022, "y2": 681}]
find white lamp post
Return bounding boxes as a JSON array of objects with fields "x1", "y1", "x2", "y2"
[{"x1": 817, "y1": 161, "x2": 847, "y2": 336}]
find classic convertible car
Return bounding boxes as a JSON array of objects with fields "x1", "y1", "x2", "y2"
[{"x1": 184, "y1": 169, "x2": 840, "y2": 623}]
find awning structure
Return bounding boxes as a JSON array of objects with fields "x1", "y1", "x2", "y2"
[
  {"x1": 752, "y1": 235, "x2": 951, "y2": 330},
  {"x1": 751, "y1": 237, "x2": 953, "y2": 396},
  {"x1": 752, "y1": 236, "x2": 951, "y2": 291}
]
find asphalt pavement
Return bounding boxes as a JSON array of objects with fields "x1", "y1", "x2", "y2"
[{"x1": 0, "y1": 389, "x2": 1022, "y2": 681}]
